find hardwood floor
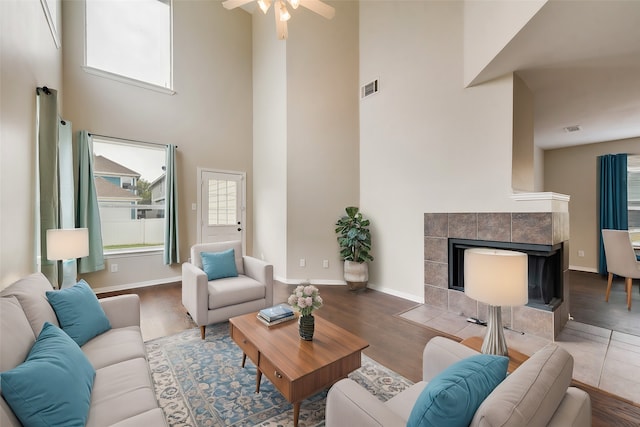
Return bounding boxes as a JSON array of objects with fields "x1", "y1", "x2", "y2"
[
  {"x1": 102, "y1": 278, "x2": 640, "y2": 426},
  {"x1": 569, "y1": 270, "x2": 640, "y2": 336}
]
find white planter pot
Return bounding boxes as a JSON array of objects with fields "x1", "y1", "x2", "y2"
[{"x1": 344, "y1": 260, "x2": 368, "y2": 291}]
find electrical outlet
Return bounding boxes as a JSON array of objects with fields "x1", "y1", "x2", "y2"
[
  {"x1": 578, "y1": 250, "x2": 585, "y2": 257},
  {"x1": 110, "y1": 263, "x2": 119, "y2": 273},
  {"x1": 299, "y1": 258, "x2": 306, "y2": 267},
  {"x1": 322, "y1": 260, "x2": 329, "y2": 268}
]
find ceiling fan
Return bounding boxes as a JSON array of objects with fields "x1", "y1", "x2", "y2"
[{"x1": 222, "y1": 0, "x2": 335, "y2": 40}]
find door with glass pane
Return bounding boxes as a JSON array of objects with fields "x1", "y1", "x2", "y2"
[{"x1": 199, "y1": 170, "x2": 245, "y2": 248}]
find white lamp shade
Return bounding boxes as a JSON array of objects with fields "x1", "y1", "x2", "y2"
[
  {"x1": 46, "y1": 228, "x2": 90, "y2": 260},
  {"x1": 464, "y1": 248, "x2": 528, "y2": 306}
]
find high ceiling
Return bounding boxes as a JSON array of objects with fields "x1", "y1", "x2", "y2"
[{"x1": 469, "y1": 0, "x2": 640, "y2": 151}]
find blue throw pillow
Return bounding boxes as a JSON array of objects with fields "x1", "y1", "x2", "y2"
[
  {"x1": 407, "y1": 354, "x2": 508, "y2": 427},
  {"x1": 201, "y1": 248, "x2": 239, "y2": 281},
  {"x1": 46, "y1": 279, "x2": 111, "y2": 346},
  {"x1": 0, "y1": 322, "x2": 96, "y2": 427}
]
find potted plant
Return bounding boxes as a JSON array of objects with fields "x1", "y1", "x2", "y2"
[{"x1": 335, "y1": 207, "x2": 374, "y2": 291}]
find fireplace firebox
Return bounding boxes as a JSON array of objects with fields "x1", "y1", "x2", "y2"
[{"x1": 448, "y1": 238, "x2": 563, "y2": 311}]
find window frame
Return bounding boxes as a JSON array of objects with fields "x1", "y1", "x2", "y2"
[
  {"x1": 83, "y1": 0, "x2": 175, "y2": 95},
  {"x1": 92, "y1": 136, "x2": 168, "y2": 256}
]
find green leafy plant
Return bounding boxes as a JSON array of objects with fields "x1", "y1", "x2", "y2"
[{"x1": 335, "y1": 207, "x2": 374, "y2": 263}]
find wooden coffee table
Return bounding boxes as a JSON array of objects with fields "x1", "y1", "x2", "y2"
[{"x1": 229, "y1": 312, "x2": 369, "y2": 427}]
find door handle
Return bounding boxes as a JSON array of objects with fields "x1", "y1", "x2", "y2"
[{"x1": 237, "y1": 228, "x2": 242, "y2": 231}]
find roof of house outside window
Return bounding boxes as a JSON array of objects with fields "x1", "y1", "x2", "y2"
[
  {"x1": 94, "y1": 176, "x2": 142, "y2": 201},
  {"x1": 94, "y1": 155, "x2": 141, "y2": 178}
]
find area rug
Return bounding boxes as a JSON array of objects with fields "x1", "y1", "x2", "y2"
[{"x1": 145, "y1": 323, "x2": 414, "y2": 426}]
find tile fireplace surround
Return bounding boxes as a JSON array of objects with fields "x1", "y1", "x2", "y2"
[{"x1": 424, "y1": 211, "x2": 570, "y2": 340}]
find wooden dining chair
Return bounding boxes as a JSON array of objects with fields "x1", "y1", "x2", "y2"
[{"x1": 602, "y1": 229, "x2": 640, "y2": 310}]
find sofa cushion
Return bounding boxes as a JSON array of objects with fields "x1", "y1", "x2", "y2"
[
  {"x1": 385, "y1": 381, "x2": 428, "y2": 422},
  {"x1": 108, "y1": 409, "x2": 168, "y2": 427},
  {"x1": 81, "y1": 326, "x2": 147, "y2": 370},
  {"x1": 46, "y1": 280, "x2": 112, "y2": 346},
  {"x1": 0, "y1": 297, "x2": 36, "y2": 372},
  {"x1": 471, "y1": 343, "x2": 573, "y2": 427},
  {"x1": 86, "y1": 358, "x2": 159, "y2": 427},
  {"x1": 201, "y1": 248, "x2": 239, "y2": 281},
  {"x1": 0, "y1": 322, "x2": 95, "y2": 427},
  {"x1": 208, "y1": 275, "x2": 266, "y2": 309},
  {"x1": 408, "y1": 354, "x2": 508, "y2": 427},
  {"x1": 0, "y1": 272, "x2": 59, "y2": 336}
]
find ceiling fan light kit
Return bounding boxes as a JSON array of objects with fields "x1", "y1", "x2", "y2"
[{"x1": 222, "y1": 0, "x2": 335, "y2": 40}]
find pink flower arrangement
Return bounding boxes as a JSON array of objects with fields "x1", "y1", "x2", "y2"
[{"x1": 287, "y1": 284, "x2": 323, "y2": 316}]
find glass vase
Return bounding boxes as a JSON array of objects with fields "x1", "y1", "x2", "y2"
[{"x1": 298, "y1": 314, "x2": 315, "y2": 340}]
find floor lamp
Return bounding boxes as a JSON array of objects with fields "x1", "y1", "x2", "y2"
[
  {"x1": 464, "y1": 248, "x2": 528, "y2": 356},
  {"x1": 46, "y1": 228, "x2": 89, "y2": 289}
]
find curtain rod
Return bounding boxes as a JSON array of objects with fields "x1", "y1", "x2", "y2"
[
  {"x1": 88, "y1": 133, "x2": 177, "y2": 149},
  {"x1": 36, "y1": 86, "x2": 53, "y2": 95}
]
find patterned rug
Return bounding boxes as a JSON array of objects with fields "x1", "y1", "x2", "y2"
[{"x1": 145, "y1": 322, "x2": 413, "y2": 426}]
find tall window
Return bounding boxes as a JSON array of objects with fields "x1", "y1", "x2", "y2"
[
  {"x1": 93, "y1": 137, "x2": 166, "y2": 253},
  {"x1": 85, "y1": 0, "x2": 172, "y2": 90},
  {"x1": 629, "y1": 155, "x2": 640, "y2": 230}
]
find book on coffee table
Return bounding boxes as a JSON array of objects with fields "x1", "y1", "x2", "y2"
[
  {"x1": 256, "y1": 313, "x2": 295, "y2": 327},
  {"x1": 259, "y1": 303, "x2": 294, "y2": 322}
]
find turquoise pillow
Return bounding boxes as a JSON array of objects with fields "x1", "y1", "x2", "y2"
[
  {"x1": 0, "y1": 322, "x2": 95, "y2": 427},
  {"x1": 407, "y1": 354, "x2": 508, "y2": 427},
  {"x1": 201, "y1": 248, "x2": 239, "y2": 281},
  {"x1": 46, "y1": 279, "x2": 111, "y2": 346}
]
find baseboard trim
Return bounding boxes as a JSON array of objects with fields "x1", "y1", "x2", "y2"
[
  {"x1": 274, "y1": 276, "x2": 346, "y2": 286},
  {"x1": 94, "y1": 276, "x2": 181, "y2": 294},
  {"x1": 367, "y1": 283, "x2": 423, "y2": 303},
  {"x1": 569, "y1": 265, "x2": 599, "y2": 273}
]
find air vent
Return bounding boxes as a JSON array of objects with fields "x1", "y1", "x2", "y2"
[
  {"x1": 563, "y1": 125, "x2": 582, "y2": 133},
  {"x1": 361, "y1": 79, "x2": 379, "y2": 99}
]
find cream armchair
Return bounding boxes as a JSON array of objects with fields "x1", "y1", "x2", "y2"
[
  {"x1": 182, "y1": 241, "x2": 273, "y2": 339},
  {"x1": 326, "y1": 337, "x2": 591, "y2": 426}
]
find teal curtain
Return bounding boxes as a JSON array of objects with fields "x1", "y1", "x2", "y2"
[
  {"x1": 58, "y1": 119, "x2": 77, "y2": 287},
  {"x1": 598, "y1": 153, "x2": 628, "y2": 274},
  {"x1": 164, "y1": 144, "x2": 180, "y2": 264},
  {"x1": 36, "y1": 87, "x2": 60, "y2": 287},
  {"x1": 75, "y1": 131, "x2": 105, "y2": 273}
]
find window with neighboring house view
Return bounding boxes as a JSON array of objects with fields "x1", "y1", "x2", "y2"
[
  {"x1": 93, "y1": 137, "x2": 166, "y2": 253},
  {"x1": 85, "y1": 0, "x2": 172, "y2": 91}
]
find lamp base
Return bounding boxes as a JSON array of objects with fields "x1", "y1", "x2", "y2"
[{"x1": 481, "y1": 305, "x2": 508, "y2": 356}]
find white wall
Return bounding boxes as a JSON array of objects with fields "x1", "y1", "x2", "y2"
[
  {"x1": 0, "y1": 0, "x2": 63, "y2": 288},
  {"x1": 463, "y1": 0, "x2": 547, "y2": 86},
  {"x1": 253, "y1": 1, "x2": 360, "y2": 284},
  {"x1": 285, "y1": 1, "x2": 360, "y2": 283},
  {"x1": 512, "y1": 73, "x2": 535, "y2": 191},
  {"x1": 359, "y1": 1, "x2": 520, "y2": 301},
  {"x1": 62, "y1": 0, "x2": 254, "y2": 289},
  {"x1": 252, "y1": 5, "x2": 289, "y2": 279}
]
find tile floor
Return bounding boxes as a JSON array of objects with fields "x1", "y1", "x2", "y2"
[{"x1": 400, "y1": 304, "x2": 640, "y2": 405}]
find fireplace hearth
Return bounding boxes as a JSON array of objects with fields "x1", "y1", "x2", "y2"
[{"x1": 448, "y1": 238, "x2": 563, "y2": 311}]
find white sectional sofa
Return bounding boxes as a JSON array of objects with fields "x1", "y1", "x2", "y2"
[{"x1": 0, "y1": 273, "x2": 167, "y2": 426}]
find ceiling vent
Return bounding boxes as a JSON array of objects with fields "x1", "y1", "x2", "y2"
[
  {"x1": 361, "y1": 79, "x2": 379, "y2": 99},
  {"x1": 563, "y1": 125, "x2": 582, "y2": 133}
]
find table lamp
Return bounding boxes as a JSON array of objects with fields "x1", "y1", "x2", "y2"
[
  {"x1": 46, "y1": 228, "x2": 89, "y2": 288},
  {"x1": 464, "y1": 248, "x2": 528, "y2": 356}
]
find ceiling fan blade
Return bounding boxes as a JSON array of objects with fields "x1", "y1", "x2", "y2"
[
  {"x1": 299, "y1": 0, "x2": 335, "y2": 19},
  {"x1": 222, "y1": 0, "x2": 255, "y2": 10},
  {"x1": 275, "y1": 4, "x2": 289, "y2": 39}
]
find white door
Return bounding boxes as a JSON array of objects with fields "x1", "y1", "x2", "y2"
[{"x1": 198, "y1": 169, "x2": 246, "y2": 249}]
